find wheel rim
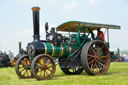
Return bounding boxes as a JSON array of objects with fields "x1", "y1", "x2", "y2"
[
  {"x1": 15, "y1": 55, "x2": 32, "y2": 78},
  {"x1": 32, "y1": 54, "x2": 56, "y2": 80},
  {"x1": 81, "y1": 40, "x2": 110, "y2": 75}
]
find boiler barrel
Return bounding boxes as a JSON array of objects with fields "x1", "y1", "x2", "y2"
[
  {"x1": 41, "y1": 42, "x2": 72, "y2": 58},
  {"x1": 27, "y1": 42, "x2": 72, "y2": 58}
]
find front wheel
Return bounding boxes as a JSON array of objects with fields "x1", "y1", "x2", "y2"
[
  {"x1": 15, "y1": 55, "x2": 32, "y2": 79},
  {"x1": 31, "y1": 54, "x2": 56, "y2": 80},
  {"x1": 81, "y1": 40, "x2": 110, "y2": 75}
]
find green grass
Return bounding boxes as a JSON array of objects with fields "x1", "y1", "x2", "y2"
[{"x1": 0, "y1": 63, "x2": 128, "y2": 85}]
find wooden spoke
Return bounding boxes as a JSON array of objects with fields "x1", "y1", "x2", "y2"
[
  {"x1": 96, "y1": 63, "x2": 99, "y2": 73},
  {"x1": 93, "y1": 62, "x2": 96, "y2": 70},
  {"x1": 47, "y1": 68, "x2": 52, "y2": 72},
  {"x1": 44, "y1": 70, "x2": 46, "y2": 77},
  {"x1": 88, "y1": 57, "x2": 93, "y2": 61},
  {"x1": 44, "y1": 57, "x2": 48, "y2": 63},
  {"x1": 98, "y1": 51, "x2": 103, "y2": 57},
  {"x1": 98, "y1": 58, "x2": 104, "y2": 62},
  {"x1": 88, "y1": 49, "x2": 94, "y2": 55},
  {"x1": 23, "y1": 70, "x2": 27, "y2": 76},
  {"x1": 88, "y1": 54, "x2": 95, "y2": 58},
  {"x1": 97, "y1": 61, "x2": 105, "y2": 67},
  {"x1": 45, "y1": 70, "x2": 49, "y2": 76},
  {"x1": 97, "y1": 62, "x2": 101, "y2": 71},
  {"x1": 40, "y1": 69, "x2": 43, "y2": 76},
  {"x1": 20, "y1": 68, "x2": 25, "y2": 73},
  {"x1": 99, "y1": 56, "x2": 107, "y2": 59},
  {"x1": 88, "y1": 59, "x2": 95, "y2": 65},
  {"x1": 47, "y1": 65, "x2": 53, "y2": 68},
  {"x1": 97, "y1": 46, "x2": 104, "y2": 55},
  {"x1": 91, "y1": 63, "x2": 94, "y2": 72},
  {"x1": 90, "y1": 46, "x2": 96, "y2": 55}
]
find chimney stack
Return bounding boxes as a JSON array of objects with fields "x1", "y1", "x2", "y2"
[{"x1": 32, "y1": 7, "x2": 40, "y2": 41}]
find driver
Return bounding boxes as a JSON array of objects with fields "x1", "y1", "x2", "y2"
[{"x1": 96, "y1": 28, "x2": 105, "y2": 41}]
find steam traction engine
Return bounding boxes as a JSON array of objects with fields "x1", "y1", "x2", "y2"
[{"x1": 15, "y1": 7, "x2": 120, "y2": 80}]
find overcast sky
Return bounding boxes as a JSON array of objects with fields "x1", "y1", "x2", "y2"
[{"x1": 0, "y1": 0, "x2": 128, "y2": 55}]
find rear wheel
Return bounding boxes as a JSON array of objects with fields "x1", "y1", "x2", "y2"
[
  {"x1": 31, "y1": 54, "x2": 56, "y2": 80},
  {"x1": 81, "y1": 40, "x2": 110, "y2": 75}
]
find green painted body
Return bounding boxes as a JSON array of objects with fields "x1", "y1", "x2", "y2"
[
  {"x1": 41, "y1": 21, "x2": 120, "y2": 60},
  {"x1": 43, "y1": 42, "x2": 71, "y2": 58},
  {"x1": 42, "y1": 27, "x2": 94, "y2": 60}
]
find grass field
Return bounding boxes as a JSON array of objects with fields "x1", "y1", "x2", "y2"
[{"x1": 0, "y1": 63, "x2": 128, "y2": 85}]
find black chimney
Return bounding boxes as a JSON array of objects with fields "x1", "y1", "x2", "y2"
[
  {"x1": 32, "y1": 7, "x2": 40, "y2": 41},
  {"x1": 19, "y1": 42, "x2": 22, "y2": 53}
]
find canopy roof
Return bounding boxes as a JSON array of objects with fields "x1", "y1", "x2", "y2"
[{"x1": 56, "y1": 21, "x2": 120, "y2": 32}]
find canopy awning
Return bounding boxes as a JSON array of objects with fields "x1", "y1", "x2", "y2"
[{"x1": 56, "y1": 21, "x2": 120, "y2": 32}]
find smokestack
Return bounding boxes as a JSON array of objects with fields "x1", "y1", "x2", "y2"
[
  {"x1": 32, "y1": 7, "x2": 40, "y2": 41},
  {"x1": 19, "y1": 42, "x2": 22, "y2": 53}
]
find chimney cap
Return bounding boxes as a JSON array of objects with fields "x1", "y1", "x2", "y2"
[{"x1": 32, "y1": 7, "x2": 40, "y2": 11}]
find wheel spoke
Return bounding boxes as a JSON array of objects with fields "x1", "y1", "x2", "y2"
[
  {"x1": 40, "y1": 69, "x2": 43, "y2": 76},
  {"x1": 89, "y1": 48, "x2": 94, "y2": 55},
  {"x1": 20, "y1": 68, "x2": 25, "y2": 73},
  {"x1": 90, "y1": 46, "x2": 96, "y2": 55},
  {"x1": 97, "y1": 63, "x2": 101, "y2": 71},
  {"x1": 45, "y1": 70, "x2": 49, "y2": 76},
  {"x1": 47, "y1": 65, "x2": 53, "y2": 68},
  {"x1": 97, "y1": 46, "x2": 104, "y2": 55},
  {"x1": 98, "y1": 51, "x2": 103, "y2": 57},
  {"x1": 93, "y1": 62, "x2": 96, "y2": 71},
  {"x1": 98, "y1": 58, "x2": 104, "y2": 62},
  {"x1": 23, "y1": 70, "x2": 27, "y2": 76},
  {"x1": 88, "y1": 54, "x2": 95, "y2": 58},
  {"x1": 96, "y1": 63, "x2": 99, "y2": 73},
  {"x1": 88, "y1": 59, "x2": 95, "y2": 65},
  {"x1": 44, "y1": 70, "x2": 46, "y2": 77},
  {"x1": 88, "y1": 57, "x2": 93, "y2": 61},
  {"x1": 91, "y1": 63, "x2": 94, "y2": 72},
  {"x1": 99, "y1": 56, "x2": 107, "y2": 59},
  {"x1": 44, "y1": 57, "x2": 48, "y2": 63},
  {"x1": 47, "y1": 68, "x2": 52, "y2": 72},
  {"x1": 97, "y1": 61, "x2": 105, "y2": 67}
]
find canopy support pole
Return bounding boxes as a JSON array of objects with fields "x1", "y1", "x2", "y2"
[{"x1": 107, "y1": 28, "x2": 109, "y2": 43}]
